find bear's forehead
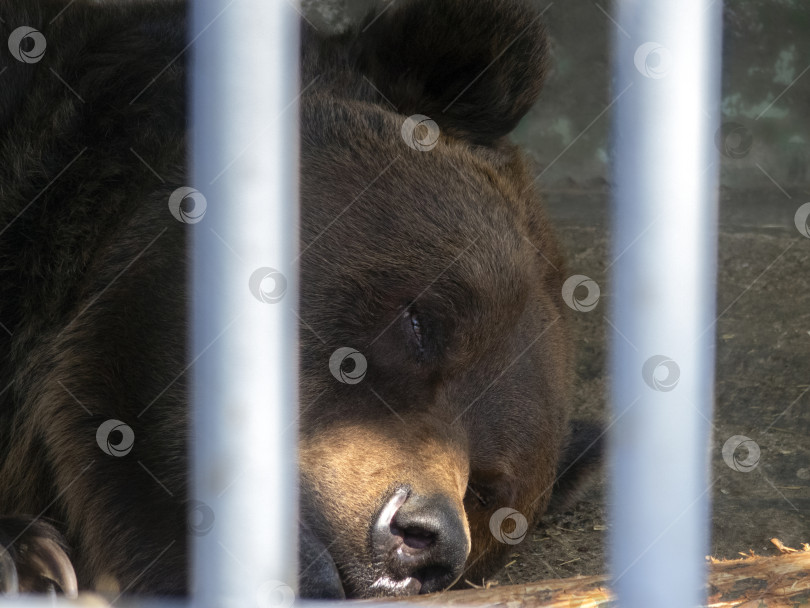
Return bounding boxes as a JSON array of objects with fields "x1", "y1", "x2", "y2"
[
  {"x1": 298, "y1": 97, "x2": 541, "y2": 338},
  {"x1": 300, "y1": 98, "x2": 527, "y2": 234}
]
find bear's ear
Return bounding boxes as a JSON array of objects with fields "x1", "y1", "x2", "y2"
[
  {"x1": 354, "y1": 0, "x2": 549, "y2": 146},
  {"x1": 547, "y1": 420, "x2": 604, "y2": 513}
]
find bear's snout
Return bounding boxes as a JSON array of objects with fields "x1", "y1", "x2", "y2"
[{"x1": 370, "y1": 487, "x2": 470, "y2": 595}]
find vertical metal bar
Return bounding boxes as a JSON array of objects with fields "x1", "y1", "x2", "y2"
[
  {"x1": 190, "y1": 1, "x2": 300, "y2": 606},
  {"x1": 609, "y1": 1, "x2": 721, "y2": 607}
]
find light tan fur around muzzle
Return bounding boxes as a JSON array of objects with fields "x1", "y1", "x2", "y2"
[{"x1": 299, "y1": 419, "x2": 472, "y2": 554}]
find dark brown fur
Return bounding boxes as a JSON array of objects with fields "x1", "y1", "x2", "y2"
[{"x1": 0, "y1": 0, "x2": 600, "y2": 599}]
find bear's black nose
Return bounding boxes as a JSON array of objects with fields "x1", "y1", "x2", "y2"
[{"x1": 370, "y1": 488, "x2": 470, "y2": 595}]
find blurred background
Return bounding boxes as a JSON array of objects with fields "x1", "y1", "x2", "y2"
[{"x1": 303, "y1": 0, "x2": 810, "y2": 585}]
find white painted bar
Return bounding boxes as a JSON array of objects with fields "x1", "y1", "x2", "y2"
[
  {"x1": 609, "y1": 1, "x2": 722, "y2": 607},
  {"x1": 190, "y1": 1, "x2": 300, "y2": 607}
]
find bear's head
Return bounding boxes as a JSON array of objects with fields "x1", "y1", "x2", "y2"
[{"x1": 296, "y1": 0, "x2": 600, "y2": 598}]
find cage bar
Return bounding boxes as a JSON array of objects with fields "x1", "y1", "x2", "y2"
[
  {"x1": 189, "y1": 1, "x2": 301, "y2": 607},
  {"x1": 608, "y1": 1, "x2": 722, "y2": 607}
]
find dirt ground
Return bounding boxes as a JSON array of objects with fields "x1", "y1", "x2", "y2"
[{"x1": 483, "y1": 187, "x2": 810, "y2": 587}]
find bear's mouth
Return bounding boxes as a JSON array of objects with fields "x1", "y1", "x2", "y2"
[
  {"x1": 370, "y1": 564, "x2": 462, "y2": 596},
  {"x1": 369, "y1": 574, "x2": 423, "y2": 595}
]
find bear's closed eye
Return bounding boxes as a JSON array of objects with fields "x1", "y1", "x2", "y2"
[{"x1": 402, "y1": 307, "x2": 425, "y2": 353}]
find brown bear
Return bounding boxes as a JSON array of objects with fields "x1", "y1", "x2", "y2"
[{"x1": 0, "y1": 0, "x2": 600, "y2": 600}]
